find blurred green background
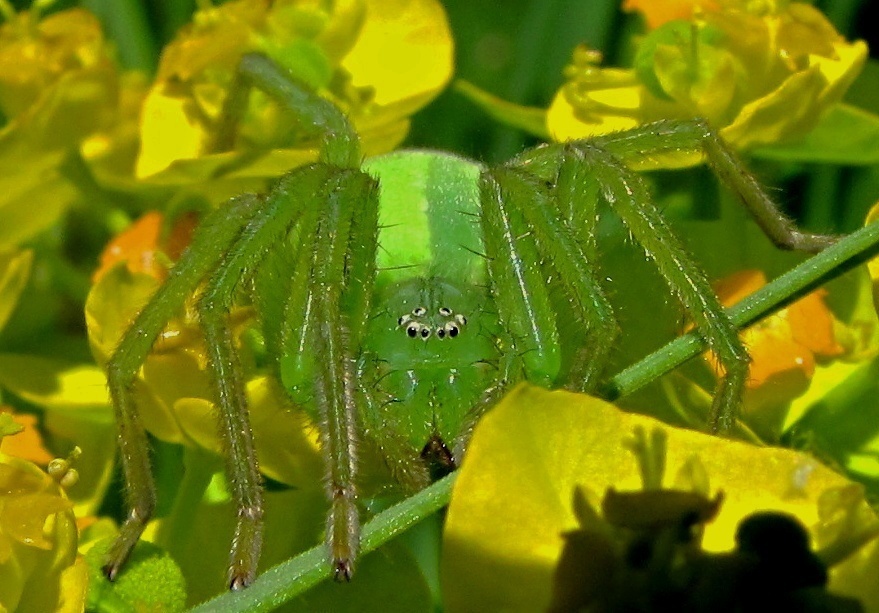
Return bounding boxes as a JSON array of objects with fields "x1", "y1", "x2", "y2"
[
  {"x1": 4, "y1": 0, "x2": 877, "y2": 243},
  {"x1": 15, "y1": 0, "x2": 878, "y2": 164},
  {"x1": 81, "y1": 0, "x2": 879, "y2": 239}
]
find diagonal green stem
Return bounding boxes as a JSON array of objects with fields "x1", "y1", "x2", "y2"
[
  {"x1": 187, "y1": 221, "x2": 879, "y2": 612},
  {"x1": 189, "y1": 474, "x2": 456, "y2": 612},
  {"x1": 154, "y1": 447, "x2": 219, "y2": 554},
  {"x1": 605, "y1": 221, "x2": 879, "y2": 400}
]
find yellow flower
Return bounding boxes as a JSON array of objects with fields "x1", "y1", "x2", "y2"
[
  {"x1": 0, "y1": 417, "x2": 87, "y2": 612},
  {"x1": 623, "y1": 0, "x2": 720, "y2": 29},
  {"x1": 0, "y1": 4, "x2": 143, "y2": 248},
  {"x1": 548, "y1": 1, "x2": 867, "y2": 156},
  {"x1": 137, "y1": 0, "x2": 453, "y2": 179},
  {"x1": 442, "y1": 384, "x2": 879, "y2": 611},
  {"x1": 697, "y1": 269, "x2": 844, "y2": 435},
  {"x1": 0, "y1": 6, "x2": 116, "y2": 145}
]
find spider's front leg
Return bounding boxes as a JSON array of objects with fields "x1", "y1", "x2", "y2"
[
  {"x1": 103, "y1": 192, "x2": 263, "y2": 582},
  {"x1": 104, "y1": 53, "x2": 374, "y2": 588},
  {"x1": 479, "y1": 156, "x2": 619, "y2": 392}
]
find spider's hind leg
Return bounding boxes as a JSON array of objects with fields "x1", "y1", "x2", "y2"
[{"x1": 593, "y1": 119, "x2": 837, "y2": 253}]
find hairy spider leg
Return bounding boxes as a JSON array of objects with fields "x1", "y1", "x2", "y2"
[
  {"x1": 477, "y1": 170, "x2": 559, "y2": 389},
  {"x1": 105, "y1": 53, "x2": 368, "y2": 588},
  {"x1": 511, "y1": 139, "x2": 749, "y2": 433},
  {"x1": 105, "y1": 166, "x2": 333, "y2": 588},
  {"x1": 449, "y1": 149, "x2": 618, "y2": 457},
  {"x1": 432, "y1": 151, "x2": 623, "y2": 459},
  {"x1": 197, "y1": 167, "x2": 353, "y2": 588},
  {"x1": 307, "y1": 174, "x2": 379, "y2": 582},
  {"x1": 583, "y1": 144, "x2": 751, "y2": 434},
  {"x1": 103, "y1": 193, "x2": 262, "y2": 581},
  {"x1": 207, "y1": 53, "x2": 375, "y2": 584},
  {"x1": 588, "y1": 119, "x2": 836, "y2": 253},
  {"x1": 586, "y1": 120, "x2": 838, "y2": 427},
  {"x1": 214, "y1": 53, "x2": 360, "y2": 169},
  {"x1": 510, "y1": 120, "x2": 836, "y2": 431},
  {"x1": 481, "y1": 161, "x2": 619, "y2": 391},
  {"x1": 255, "y1": 169, "x2": 379, "y2": 583}
]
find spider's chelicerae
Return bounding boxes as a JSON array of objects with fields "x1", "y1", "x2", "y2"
[{"x1": 102, "y1": 54, "x2": 835, "y2": 589}]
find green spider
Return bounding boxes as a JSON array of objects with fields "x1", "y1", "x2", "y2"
[{"x1": 101, "y1": 54, "x2": 835, "y2": 590}]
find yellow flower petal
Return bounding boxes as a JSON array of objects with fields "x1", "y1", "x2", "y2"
[
  {"x1": 0, "y1": 453, "x2": 82, "y2": 612},
  {"x1": 136, "y1": 87, "x2": 212, "y2": 178},
  {"x1": 549, "y1": 2, "x2": 867, "y2": 156},
  {"x1": 812, "y1": 40, "x2": 869, "y2": 107},
  {"x1": 547, "y1": 83, "x2": 641, "y2": 142},
  {"x1": 55, "y1": 556, "x2": 89, "y2": 613},
  {"x1": 137, "y1": 0, "x2": 452, "y2": 182},
  {"x1": 443, "y1": 384, "x2": 879, "y2": 611},
  {"x1": 341, "y1": 0, "x2": 453, "y2": 118}
]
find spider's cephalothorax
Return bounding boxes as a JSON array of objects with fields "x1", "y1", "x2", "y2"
[{"x1": 102, "y1": 54, "x2": 835, "y2": 589}]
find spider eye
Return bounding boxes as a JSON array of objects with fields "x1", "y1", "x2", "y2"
[
  {"x1": 438, "y1": 307, "x2": 452, "y2": 317},
  {"x1": 447, "y1": 323, "x2": 459, "y2": 337},
  {"x1": 406, "y1": 323, "x2": 419, "y2": 338},
  {"x1": 413, "y1": 306, "x2": 427, "y2": 317},
  {"x1": 436, "y1": 328, "x2": 446, "y2": 339},
  {"x1": 420, "y1": 327, "x2": 431, "y2": 339},
  {"x1": 455, "y1": 314, "x2": 467, "y2": 326},
  {"x1": 398, "y1": 314, "x2": 411, "y2": 326}
]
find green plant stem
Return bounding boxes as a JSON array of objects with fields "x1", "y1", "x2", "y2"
[
  {"x1": 606, "y1": 221, "x2": 879, "y2": 400},
  {"x1": 189, "y1": 474, "x2": 456, "y2": 612},
  {"x1": 154, "y1": 446, "x2": 219, "y2": 554},
  {"x1": 81, "y1": 0, "x2": 157, "y2": 72},
  {"x1": 187, "y1": 220, "x2": 879, "y2": 612}
]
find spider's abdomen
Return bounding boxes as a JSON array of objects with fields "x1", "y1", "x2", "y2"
[
  {"x1": 362, "y1": 150, "x2": 487, "y2": 288},
  {"x1": 360, "y1": 152, "x2": 502, "y2": 451}
]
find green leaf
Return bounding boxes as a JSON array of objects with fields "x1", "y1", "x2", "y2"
[
  {"x1": 0, "y1": 412, "x2": 23, "y2": 439},
  {"x1": 752, "y1": 104, "x2": 879, "y2": 165},
  {"x1": 0, "y1": 249, "x2": 32, "y2": 333},
  {"x1": 0, "y1": 354, "x2": 111, "y2": 416},
  {"x1": 85, "y1": 538, "x2": 187, "y2": 613},
  {"x1": 453, "y1": 80, "x2": 549, "y2": 139}
]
